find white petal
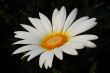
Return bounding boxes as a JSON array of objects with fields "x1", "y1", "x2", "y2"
[
  {"x1": 14, "y1": 31, "x2": 31, "y2": 39},
  {"x1": 12, "y1": 45, "x2": 39, "y2": 54},
  {"x1": 56, "y1": 6, "x2": 66, "y2": 32},
  {"x1": 39, "y1": 52, "x2": 46, "y2": 68},
  {"x1": 28, "y1": 17, "x2": 47, "y2": 36},
  {"x1": 14, "y1": 31, "x2": 28, "y2": 35},
  {"x1": 44, "y1": 58, "x2": 48, "y2": 69},
  {"x1": 21, "y1": 48, "x2": 44, "y2": 59},
  {"x1": 13, "y1": 39, "x2": 40, "y2": 45},
  {"x1": 52, "y1": 8, "x2": 59, "y2": 32},
  {"x1": 27, "y1": 49, "x2": 44, "y2": 61},
  {"x1": 14, "y1": 31, "x2": 42, "y2": 40},
  {"x1": 82, "y1": 41, "x2": 96, "y2": 48},
  {"x1": 63, "y1": 8, "x2": 78, "y2": 32},
  {"x1": 39, "y1": 13, "x2": 52, "y2": 34},
  {"x1": 44, "y1": 50, "x2": 54, "y2": 68},
  {"x1": 70, "y1": 34, "x2": 98, "y2": 41},
  {"x1": 68, "y1": 18, "x2": 97, "y2": 37},
  {"x1": 21, "y1": 51, "x2": 31, "y2": 59},
  {"x1": 69, "y1": 37, "x2": 97, "y2": 48},
  {"x1": 20, "y1": 24, "x2": 37, "y2": 33},
  {"x1": 66, "y1": 16, "x2": 89, "y2": 33},
  {"x1": 28, "y1": 17, "x2": 40, "y2": 29},
  {"x1": 61, "y1": 45, "x2": 78, "y2": 55},
  {"x1": 54, "y1": 48, "x2": 63, "y2": 60},
  {"x1": 20, "y1": 24, "x2": 44, "y2": 38},
  {"x1": 65, "y1": 41, "x2": 84, "y2": 49},
  {"x1": 39, "y1": 50, "x2": 54, "y2": 69}
]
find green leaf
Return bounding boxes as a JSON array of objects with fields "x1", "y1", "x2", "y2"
[{"x1": 90, "y1": 62, "x2": 96, "y2": 73}]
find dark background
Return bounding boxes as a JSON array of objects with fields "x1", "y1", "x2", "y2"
[{"x1": 0, "y1": 0, "x2": 110, "y2": 73}]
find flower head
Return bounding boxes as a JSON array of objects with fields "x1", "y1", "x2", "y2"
[{"x1": 12, "y1": 6, "x2": 98, "y2": 69}]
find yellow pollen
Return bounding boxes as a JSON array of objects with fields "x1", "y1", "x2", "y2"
[{"x1": 40, "y1": 33, "x2": 68, "y2": 50}]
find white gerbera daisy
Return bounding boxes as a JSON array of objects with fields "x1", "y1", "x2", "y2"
[{"x1": 12, "y1": 6, "x2": 98, "y2": 69}]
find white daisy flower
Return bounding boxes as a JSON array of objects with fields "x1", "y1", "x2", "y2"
[{"x1": 12, "y1": 6, "x2": 98, "y2": 69}]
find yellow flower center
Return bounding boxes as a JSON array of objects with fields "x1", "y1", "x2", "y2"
[{"x1": 40, "y1": 33, "x2": 68, "y2": 50}]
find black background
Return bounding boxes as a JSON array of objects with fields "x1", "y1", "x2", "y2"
[{"x1": 0, "y1": 0, "x2": 110, "y2": 73}]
